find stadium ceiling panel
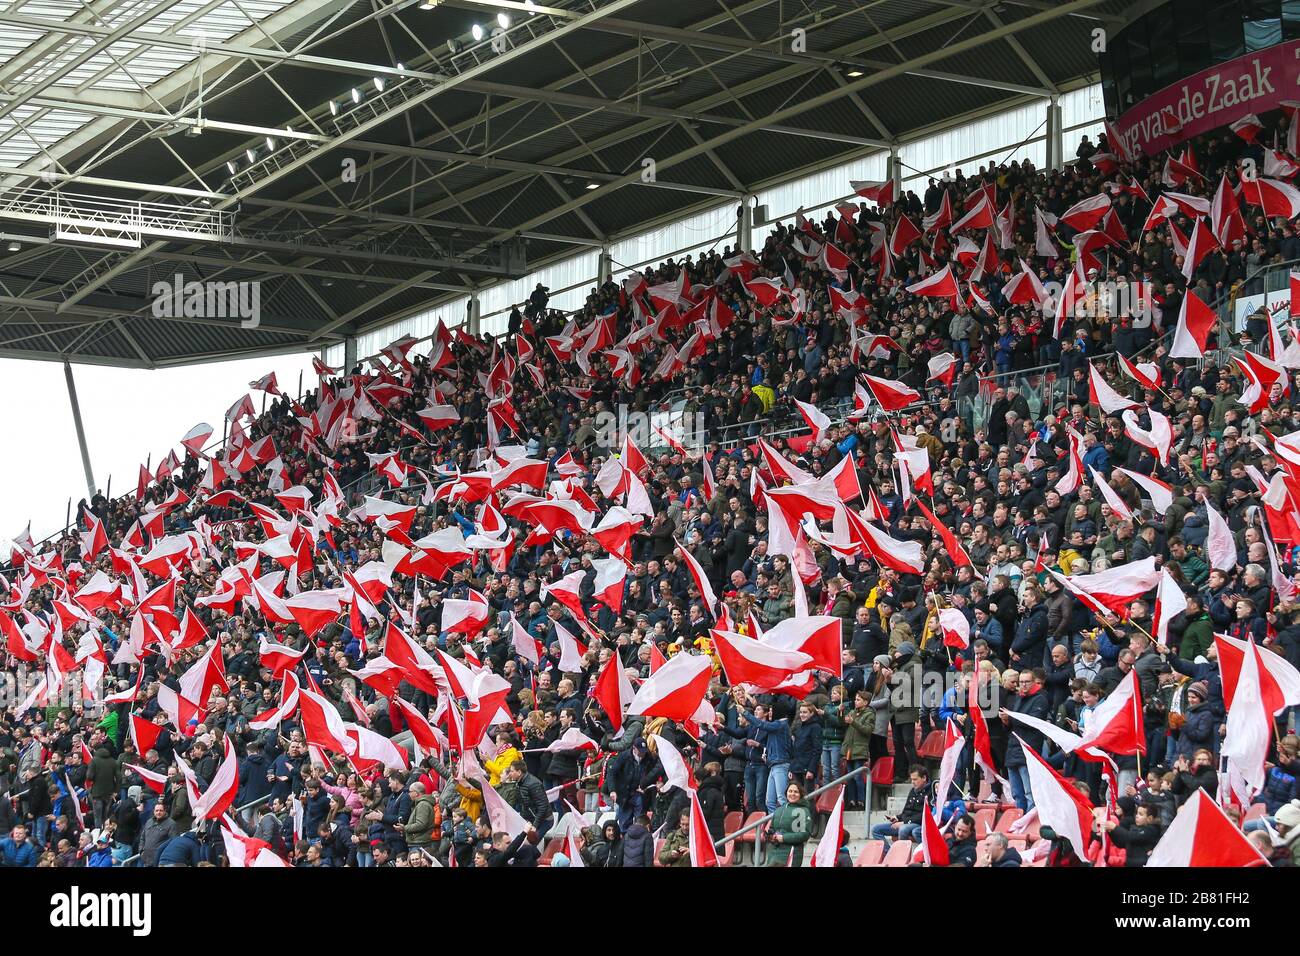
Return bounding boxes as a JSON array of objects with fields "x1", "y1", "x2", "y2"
[{"x1": 0, "y1": 0, "x2": 1128, "y2": 368}]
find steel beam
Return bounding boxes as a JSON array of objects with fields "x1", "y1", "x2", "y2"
[{"x1": 63, "y1": 359, "x2": 98, "y2": 499}]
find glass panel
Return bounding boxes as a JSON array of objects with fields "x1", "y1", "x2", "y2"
[
  {"x1": 1284, "y1": 0, "x2": 1300, "y2": 38},
  {"x1": 1147, "y1": 14, "x2": 1178, "y2": 87},
  {"x1": 1208, "y1": 0, "x2": 1247, "y2": 62},
  {"x1": 1174, "y1": 0, "x2": 1211, "y2": 80},
  {"x1": 1243, "y1": 0, "x2": 1283, "y2": 50},
  {"x1": 1125, "y1": 21, "x2": 1153, "y2": 101}
]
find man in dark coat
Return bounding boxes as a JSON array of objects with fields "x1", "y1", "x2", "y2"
[{"x1": 1001, "y1": 669, "x2": 1050, "y2": 812}]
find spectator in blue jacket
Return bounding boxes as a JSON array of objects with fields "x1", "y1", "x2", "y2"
[
  {"x1": 740, "y1": 702, "x2": 792, "y2": 813},
  {"x1": 0, "y1": 825, "x2": 36, "y2": 867},
  {"x1": 157, "y1": 829, "x2": 203, "y2": 867}
]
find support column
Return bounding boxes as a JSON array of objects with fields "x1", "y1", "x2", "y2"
[
  {"x1": 889, "y1": 146, "x2": 903, "y2": 203},
  {"x1": 343, "y1": 336, "x2": 357, "y2": 373},
  {"x1": 737, "y1": 197, "x2": 753, "y2": 252},
  {"x1": 1046, "y1": 94, "x2": 1064, "y2": 171},
  {"x1": 62, "y1": 360, "x2": 96, "y2": 501},
  {"x1": 598, "y1": 242, "x2": 612, "y2": 286},
  {"x1": 466, "y1": 294, "x2": 481, "y2": 336}
]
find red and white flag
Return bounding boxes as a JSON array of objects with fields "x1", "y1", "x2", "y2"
[
  {"x1": 1088, "y1": 364, "x2": 1139, "y2": 414},
  {"x1": 626, "y1": 651, "x2": 713, "y2": 722},
  {"x1": 676, "y1": 538, "x2": 719, "y2": 619},
  {"x1": 934, "y1": 718, "x2": 966, "y2": 806},
  {"x1": 1113, "y1": 466, "x2": 1174, "y2": 514},
  {"x1": 1146, "y1": 789, "x2": 1268, "y2": 867},
  {"x1": 1060, "y1": 193, "x2": 1111, "y2": 231},
  {"x1": 687, "y1": 789, "x2": 719, "y2": 867},
  {"x1": 710, "y1": 628, "x2": 813, "y2": 690},
  {"x1": 1168, "y1": 290, "x2": 1218, "y2": 360},
  {"x1": 1078, "y1": 669, "x2": 1145, "y2": 756},
  {"x1": 919, "y1": 799, "x2": 949, "y2": 866},
  {"x1": 810, "y1": 786, "x2": 845, "y2": 867},
  {"x1": 936, "y1": 607, "x2": 970, "y2": 650},
  {"x1": 1018, "y1": 735, "x2": 1096, "y2": 862},
  {"x1": 907, "y1": 264, "x2": 958, "y2": 301},
  {"x1": 861, "y1": 373, "x2": 920, "y2": 412},
  {"x1": 1150, "y1": 567, "x2": 1188, "y2": 644},
  {"x1": 592, "y1": 652, "x2": 636, "y2": 731},
  {"x1": 793, "y1": 399, "x2": 832, "y2": 442},
  {"x1": 1048, "y1": 556, "x2": 1160, "y2": 618},
  {"x1": 926, "y1": 352, "x2": 959, "y2": 389}
]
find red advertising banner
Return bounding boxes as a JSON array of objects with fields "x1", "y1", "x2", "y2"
[{"x1": 1114, "y1": 40, "x2": 1298, "y2": 157}]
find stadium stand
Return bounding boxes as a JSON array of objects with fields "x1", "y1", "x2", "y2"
[{"x1": 2, "y1": 0, "x2": 1300, "y2": 875}]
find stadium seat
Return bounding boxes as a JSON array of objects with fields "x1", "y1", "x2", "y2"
[
  {"x1": 882, "y1": 841, "x2": 914, "y2": 867},
  {"x1": 854, "y1": 841, "x2": 885, "y2": 867},
  {"x1": 538, "y1": 837, "x2": 564, "y2": 866},
  {"x1": 973, "y1": 807, "x2": 997, "y2": 840},
  {"x1": 1243, "y1": 802, "x2": 1267, "y2": 822},
  {"x1": 814, "y1": 785, "x2": 844, "y2": 836},
  {"x1": 723, "y1": 811, "x2": 744, "y2": 835},
  {"x1": 870, "y1": 758, "x2": 895, "y2": 790},
  {"x1": 994, "y1": 808, "x2": 1024, "y2": 833},
  {"x1": 917, "y1": 730, "x2": 946, "y2": 760},
  {"x1": 719, "y1": 839, "x2": 737, "y2": 867}
]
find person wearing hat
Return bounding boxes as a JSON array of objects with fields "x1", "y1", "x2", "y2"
[
  {"x1": 890, "y1": 642, "x2": 922, "y2": 782},
  {"x1": 83, "y1": 828, "x2": 115, "y2": 868},
  {"x1": 1273, "y1": 801, "x2": 1300, "y2": 865}
]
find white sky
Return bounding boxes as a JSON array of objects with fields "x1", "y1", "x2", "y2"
[{"x1": 0, "y1": 351, "x2": 317, "y2": 543}]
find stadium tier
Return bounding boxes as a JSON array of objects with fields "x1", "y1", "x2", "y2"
[{"x1": 0, "y1": 0, "x2": 1297, "y2": 893}]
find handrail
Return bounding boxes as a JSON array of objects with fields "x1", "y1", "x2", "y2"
[
  {"x1": 712, "y1": 763, "x2": 872, "y2": 854},
  {"x1": 117, "y1": 791, "x2": 274, "y2": 867}
]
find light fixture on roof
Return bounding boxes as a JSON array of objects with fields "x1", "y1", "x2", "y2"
[
  {"x1": 447, "y1": 38, "x2": 461, "y2": 54},
  {"x1": 524, "y1": 0, "x2": 535, "y2": 13},
  {"x1": 373, "y1": 76, "x2": 385, "y2": 92},
  {"x1": 497, "y1": 11, "x2": 510, "y2": 27},
  {"x1": 322, "y1": 278, "x2": 334, "y2": 287},
  {"x1": 245, "y1": 148, "x2": 256, "y2": 163},
  {"x1": 329, "y1": 99, "x2": 339, "y2": 116},
  {"x1": 185, "y1": 120, "x2": 204, "y2": 137},
  {"x1": 6, "y1": 241, "x2": 19, "y2": 252},
  {"x1": 471, "y1": 22, "x2": 484, "y2": 41},
  {"x1": 226, "y1": 160, "x2": 237, "y2": 175},
  {"x1": 419, "y1": 0, "x2": 439, "y2": 7},
  {"x1": 351, "y1": 87, "x2": 362, "y2": 104},
  {"x1": 585, "y1": 182, "x2": 599, "y2": 190},
  {"x1": 265, "y1": 136, "x2": 276, "y2": 150},
  {"x1": 845, "y1": 67, "x2": 864, "y2": 78}
]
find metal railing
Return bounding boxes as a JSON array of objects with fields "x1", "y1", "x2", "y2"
[
  {"x1": 117, "y1": 791, "x2": 274, "y2": 867},
  {"x1": 711, "y1": 763, "x2": 872, "y2": 864}
]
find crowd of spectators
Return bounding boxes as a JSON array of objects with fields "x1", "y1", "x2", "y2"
[{"x1": 3, "y1": 111, "x2": 1300, "y2": 870}]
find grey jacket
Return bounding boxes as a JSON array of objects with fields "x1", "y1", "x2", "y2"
[{"x1": 139, "y1": 817, "x2": 176, "y2": 866}]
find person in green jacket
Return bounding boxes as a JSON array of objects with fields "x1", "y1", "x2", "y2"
[
  {"x1": 1176, "y1": 597, "x2": 1215, "y2": 661},
  {"x1": 658, "y1": 813, "x2": 692, "y2": 867},
  {"x1": 402, "y1": 783, "x2": 438, "y2": 848},
  {"x1": 764, "y1": 781, "x2": 813, "y2": 867}
]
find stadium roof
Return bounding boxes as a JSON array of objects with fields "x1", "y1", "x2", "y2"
[{"x1": 0, "y1": 0, "x2": 1128, "y2": 368}]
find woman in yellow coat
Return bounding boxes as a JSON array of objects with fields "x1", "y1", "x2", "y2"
[{"x1": 484, "y1": 729, "x2": 523, "y2": 787}]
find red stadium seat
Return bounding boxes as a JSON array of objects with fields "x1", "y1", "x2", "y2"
[
  {"x1": 870, "y1": 758, "x2": 895, "y2": 789},
  {"x1": 724, "y1": 811, "x2": 744, "y2": 834},
  {"x1": 973, "y1": 807, "x2": 997, "y2": 840},
  {"x1": 854, "y1": 841, "x2": 885, "y2": 867},
  {"x1": 994, "y1": 808, "x2": 1024, "y2": 833},
  {"x1": 882, "y1": 841, "x2": 914, "y2": 867},
  {"x1": 917, "y1": 730, "x2": 946, "y2": 760}
]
